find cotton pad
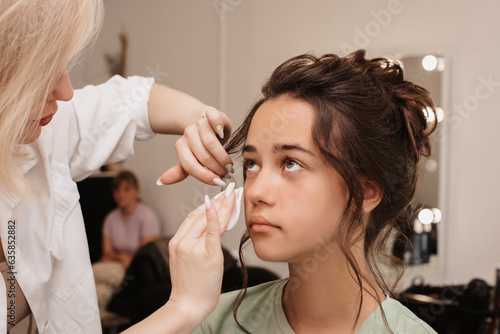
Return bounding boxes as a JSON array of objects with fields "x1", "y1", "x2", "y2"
[{"x1": 213, "y1": 186, "x2": 243, "y2": 231}]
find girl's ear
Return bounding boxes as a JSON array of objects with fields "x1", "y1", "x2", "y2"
[{"x1": 362, "y1": 180, "x2": 383, "y2": 214}]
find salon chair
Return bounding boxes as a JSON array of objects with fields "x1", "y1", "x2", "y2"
[{"x1": 398, "y1": 277, "x2": 492, "y2": 333}]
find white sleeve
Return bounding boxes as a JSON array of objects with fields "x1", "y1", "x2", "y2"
[{"x1": 53, "y1": 75, "x2": 156, "y2": 181}]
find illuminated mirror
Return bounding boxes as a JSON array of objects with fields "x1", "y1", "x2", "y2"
[{"x1": 391, "y1": 54, "x2": 447, "y2": 284}]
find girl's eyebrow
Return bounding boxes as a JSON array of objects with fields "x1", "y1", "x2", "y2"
[
  {"x1": 242, "y1": 144, "x2": 256, "y2": 153},
  {"x1": 275, "y1": 144, "x2": 315, "y2": 156},
  {"x1": 243, "y1": 143, "x2": 315, "y2": 156}
]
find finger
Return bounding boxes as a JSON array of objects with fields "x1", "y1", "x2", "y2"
[
  {"x1": 172, "y1": 184, "x2": 237, "y2": 247},
  {"x1": 204, "y1": 195, "x2": 222, "y2": 255},
  {"x1": 158, "y1": 164, "x2": 188, "y2": 185},
  {"x1": 203, "y1": 106, "x2": 233, "y2": 141},
  {"x1": 174, "y1": 191, "x2": 233, "y2": 243},
  {"x1": 210, "y1": 185, "x2": 236, "y2": 234},
  {"x1": 174, "y1": 197, "x2": 218, "y2": 252},
  {"x1": 177, "y1": 187, "x2": 235, "y2": 241},
  {"x1": 198, "y1": 119, "x2": 234, "y2": 174},
  {"x1": 184, "y1": 125, "x2": 228, "y2": 177},
  {"x1": 172, "y1": 201, "x2": 207, "y2": 242},
  {"x1": 170, "y1": 138, "x2": 226, "y2": 186}
]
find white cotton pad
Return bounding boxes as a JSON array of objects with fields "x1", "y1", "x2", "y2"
[{"x1": 213, "y1": 186, "x2": 244, "y2": 231}]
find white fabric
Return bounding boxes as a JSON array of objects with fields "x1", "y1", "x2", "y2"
[
  {"x1": 0, "y1": 75, "x2": 155, "y2": 333},
  {"x1": 213, "y1": 187, "x2": 243, "y2": 231}
]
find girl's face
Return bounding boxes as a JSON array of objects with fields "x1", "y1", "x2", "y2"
[
  {"x1": 113, "y1": 181, "x2": 139, "y2": 210},
  {"x1": 23, "y1": 70, "x2": 74, "y2": 143},
  {"x1": 243, "y1": 96, "x2": 349, "y2": 264}
]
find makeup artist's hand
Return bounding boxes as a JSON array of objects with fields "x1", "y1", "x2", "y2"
[
  {"x1": 122, "y1": 186, "x2": 236, "y2": 334},
  {"x1": 158, "y1": 106, "x2": 234, "y2": 186},
  {"x1": 168, "y1": 186, "x2": 236, "y2": 322}
]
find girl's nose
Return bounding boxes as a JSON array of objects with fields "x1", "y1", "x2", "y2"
[{"x1": 245, "y1": 167, "x2": 277, "y2": 207}]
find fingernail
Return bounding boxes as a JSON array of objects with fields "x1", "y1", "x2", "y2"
[
  {"x1": 204, "y1": 195, "x2": 211, "y2": 210},
  {"x1": 223, "y1": 173, "x2": 231, "y2": 179},
  {"x1": 216, "y1": 125, "x2": 224, "y2": 139},
  {"x1": 225, "y1": 182, "x2": 235, "y2": 198},
  {"x1": 156, "y1": 177, "x2": 164, "y2": 186},
  {"x1": 225, "y1": 163, "x2": 235, "y2": 174},
  {"x1": 213, "y1": 178, "x2": 226, "y2": 187}
]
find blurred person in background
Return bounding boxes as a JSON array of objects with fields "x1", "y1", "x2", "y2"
[{"x1": 93, "y1": 170, "x2": 160, "y2": 317}]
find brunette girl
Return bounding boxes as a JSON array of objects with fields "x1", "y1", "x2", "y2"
[{"x1": 192, "y1": 50, "x2": 438, "y2": 333}]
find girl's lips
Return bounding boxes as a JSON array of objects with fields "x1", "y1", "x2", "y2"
[
  {"x1": 249, "y1": 216, "x2": 280, "y2": 232},
  {"x1": 39, "y1": 114, "x2": 54, "y2": 126},
  {"x1": 251, "y1": 223, "x2": 280, "y2": 232}
]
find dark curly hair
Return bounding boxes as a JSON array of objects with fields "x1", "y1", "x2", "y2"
[{"x1": 225, "y1": 49, "x2": 437, "y2": 333}]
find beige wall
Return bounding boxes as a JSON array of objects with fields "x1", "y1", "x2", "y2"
[
  {"x1": 71, "y1": 0, "x2": 221, "y2": 236},
  {"x1": 71, "y1": 0, "x2": 500, "y2": 286}
]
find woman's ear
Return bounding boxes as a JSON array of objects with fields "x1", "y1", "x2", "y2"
[{"x1": 362, "y1": 180, "x2": 383, "y2": 214}]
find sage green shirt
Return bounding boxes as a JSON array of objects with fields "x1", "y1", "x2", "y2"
[{"x1": 194, "y1": 279, "x2": 437, "y2": 333}]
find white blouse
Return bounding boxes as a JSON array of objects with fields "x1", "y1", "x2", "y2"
[{"x1": 0, "y1": 75, "x2": 155, "y2": 333}]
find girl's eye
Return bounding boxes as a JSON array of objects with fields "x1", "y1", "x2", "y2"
[
  {"x1": 244, "y1": 159, "x2": 260, "y2": 172},
  {"x1": 284, "y1": 158, "x2": 301, "y2": 171}
]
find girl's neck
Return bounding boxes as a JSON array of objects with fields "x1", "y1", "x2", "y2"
[
  {"x1": 283, "y1": 245, "x2": 385, "y2": 333},
  {"x1": 120, "y1": 201, "x2": 138, "y2": 220}
]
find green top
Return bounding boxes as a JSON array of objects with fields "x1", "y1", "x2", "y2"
[{"x1": 194, "y1": 279, "x2": 437, "y2": 333}]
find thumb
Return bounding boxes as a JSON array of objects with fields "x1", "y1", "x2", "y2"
[
  {"x1": 204, "y1": 195, "x2": 221, "y2": 254},
  {"x1": 158, "y1": 164, "x2": 189, "y2": 185}
]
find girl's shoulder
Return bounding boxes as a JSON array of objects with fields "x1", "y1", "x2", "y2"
[
  {"x1": 358, "y1": 296, "x2": 437, "y2": 334},
  {"x1": 194, "y1": 278, "x2": 293, "y2": 334}
]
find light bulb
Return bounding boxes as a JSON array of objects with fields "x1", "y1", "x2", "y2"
[
  {"x1": 431, "y1": 208, "x2": 442, "y2": 223},
  {"x1": 418, "y1": 208, "x2": 433, "y2": 225},
  {"x1": 422, "y1": 55, "x2": 438, "y2": 71},
  {"x1": 437, "y1": 57, "x2": 445, "y2": 72},
  {"x1": 436, "y1": 107, "x2": 444, "y2": 122}
]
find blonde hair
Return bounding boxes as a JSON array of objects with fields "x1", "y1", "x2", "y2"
[{"x1": 0, "y1": 0, "x2": 104, "y2": 198}]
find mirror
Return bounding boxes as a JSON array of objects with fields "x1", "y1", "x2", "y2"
[{"x1": 392, "y1": 54, "x2": 447, "y2": 285}]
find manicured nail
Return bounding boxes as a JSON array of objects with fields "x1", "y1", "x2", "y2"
[
  {"x1": 156, "y1": 177, "x2": 164, "y2": 186},
  {"x1": 213, "y1": 178, "x2": 226, "y2": 187},
  {"x1": 204, "y1": 195, "x2": 211, "y2": 210},
  {"x1": 216, "y1": 125, "x2": 224, "y2": 139},
  {"x1": 225, "y1": 163, "x2": 234, "y2": 174},
  {"x1": 225, "y1": 182, "x2": 235, "y2": 198}
]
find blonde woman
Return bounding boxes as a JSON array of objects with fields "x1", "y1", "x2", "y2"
[{"x1": 0, "y1": 0, "x2": 235, "y2": 332}]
